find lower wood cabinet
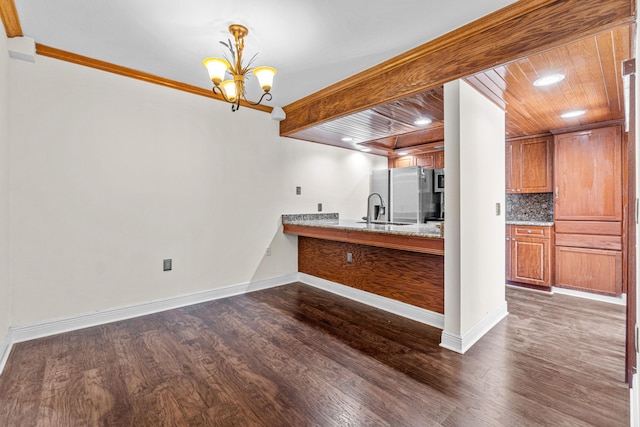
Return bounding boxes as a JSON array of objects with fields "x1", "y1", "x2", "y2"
[
  {"x1": 554, "y1": 220, "x2": 623, "y2": 296},
  {"x1": 506, "y1": 224, "x2": 553, "y2": 287},
  {"x1": 555, "y1": 246, "x2": 622, "y2": 295}
]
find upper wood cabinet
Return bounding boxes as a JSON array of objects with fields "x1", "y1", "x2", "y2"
[
  {"x1": 415, "y1": 153, "x2": 435, "y2": 168},
  {"x1": 506, "y1": 136, "x2": 553, "y2": 194},
  {"x1": 393, "y1": 156, "x2": 415, "y2": 168},
  {"x1": 392, "y1": 150, "x2": 443, "y2": 169},
  {"x1": 435, "y1": 151, "x2": 444, "y2": 169},
  {"x1": 554, "y1": 126, "x2": 622, "y2": 221}
]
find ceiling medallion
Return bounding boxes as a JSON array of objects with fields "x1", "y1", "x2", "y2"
[{"x1": 203, "y1": 24, "x2": 276, "y2": 112}]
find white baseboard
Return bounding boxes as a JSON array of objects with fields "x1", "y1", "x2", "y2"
[
  {"x1": 551, "y1": 287, "x2": 627, "y2": 306},
  {"x1": 298, "y1": 273, "x2": 445, "y2": 329},
  {"x1": 0, "y1": 328, "x2": 13, "y2": 376},
  {"x1": 0, "y1": 273, "x2": 296, "y2": 375},
  {"x1": 440, "y1": 300, "x2": 509, "y2": 354}
]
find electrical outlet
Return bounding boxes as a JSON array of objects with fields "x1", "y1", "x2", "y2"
[
  {"x1": 266, "y1": 247, "x2": 272, "y2": 256},
  {"x1": 347, "y1": 252, "x2": 353, "y2": 264},
  {"x1": 163, "y1": 259, "x2": 172, "y2": 271}
]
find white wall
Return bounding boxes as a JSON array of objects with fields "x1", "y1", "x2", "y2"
[
  {"x1": 8, "y1": 54, "x2": 385, "y2": 327},
  {"x1": 0, "y1": 32, "x2": 11, "y2": 339},
  {"x1": 442, "y1": 79, "x2": 507, "y2": 352}
]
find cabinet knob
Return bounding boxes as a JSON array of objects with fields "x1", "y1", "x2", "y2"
[{"x1": 527, "y1": 230, "x2": 531, "y2": 234}]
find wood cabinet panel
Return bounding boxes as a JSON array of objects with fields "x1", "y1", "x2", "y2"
[
  {"x1": 512, "y1": 226, "x2": 551, "y2": 238},
  {"x1": 555, "y1": 246, "x2": 623, "y2": 295},
  {"x1": 506, "y1": 225, "x2": 512, "y2": 281},
  {"x1": 506, "y1": 142, "x2": 515, "y2": 193},
  {"x1": 298, "y1": 237, "x2": 444, "y2": 313},
  {"x1": 506, "y1": 224, "x2": 553, "y2": 287},
  {"x1": 555, "y1": 233, "x2": 622, "y2": 251},
  {"x1": 512, "y1": 237, "x2": 551, "y2": 286},
  {"x1": 506, "y1": 136, "x2": 553, "y2": 193},
  {"x1": 554, "y1": 220, "x2": 622, "y2": 236},
  {"x1": 394, "y1": 156, "x2": 415, "y2": 168},
  {"x1": 519, "y1": 137, "x2": 553, "y2": 192},
  {"x1": 554, "y1": 126, "x2": 622, "y2": 221},
  {"x1": 415, "y1": 153, "x2": 435, "y2": 168},
  {"x1": 435, "y1": 151, "x2": 445, "y2": 169}
]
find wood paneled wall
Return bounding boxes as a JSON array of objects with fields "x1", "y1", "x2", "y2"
[{"x1": 298, "y1": 237, "x2": 444, "y2": 313}]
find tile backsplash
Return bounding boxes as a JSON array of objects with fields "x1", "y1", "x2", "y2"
[{"x1": 506, "y1": 193, "x2": 554, "y2": 222}]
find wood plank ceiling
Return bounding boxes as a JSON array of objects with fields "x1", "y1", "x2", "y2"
[{"x1": 286, "y1": 25, "x2": 631, "y2": 157}]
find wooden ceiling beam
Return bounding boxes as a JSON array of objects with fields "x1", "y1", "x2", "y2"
[
  {"x1": 0, "y1": 0, "x2": 23, "y2": 37},
  {"x1": 280, "y1": 0, "x2": 636, "y2": 136}
]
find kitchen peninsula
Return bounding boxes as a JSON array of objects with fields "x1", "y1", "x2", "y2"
[{"x1": 282, "y1": 214, "x2": 444, "y2": 314}]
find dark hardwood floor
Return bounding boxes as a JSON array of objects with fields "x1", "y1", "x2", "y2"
[{"x1": 0, "y1": 283, "x2": 628, "y2": 426}]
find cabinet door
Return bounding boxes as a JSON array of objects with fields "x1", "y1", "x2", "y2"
[
  {"x1": 415, "y1": 153, "x2": 435, "y2": 168},
  {"x1": 505, "y1": 141, "x2": 517, "y2": 193},
  {"x1": 505, "y1": 226, "x2": 512, "y2": 282},
  {"x1": 435, "y1": 151, "x2": 445, "y2": 169},
  {"x1": 394, "y1": 156, "x2": 415, "y2": 168},
  {"x1": 512, "y1": 237, "x2": 550, "y2": 286},
  {"x1": 554, "y1": 126, "x2": 622, "y2": 221},
  {"x1": 555, "y1": 246, "x2": 623, "y2": 295},
  {"x1": 518, "y1": 137, "x2": 553, "y2": 193}
]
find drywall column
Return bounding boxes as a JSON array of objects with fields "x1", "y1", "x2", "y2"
[
  {"x1": 441, "y1": 79, "x2": 508, "y2": 353},
  {"x1": 0, "y1": 31, "x2": 12, "y2": 367}
]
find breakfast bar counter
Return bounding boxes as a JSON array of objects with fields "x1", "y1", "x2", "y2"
[
  {"x1": 282, "y1": 213, "x2": 444, "y2": 314},
  {"x1": 282, "y1": 214, "x2": 444, "y2": 256}
]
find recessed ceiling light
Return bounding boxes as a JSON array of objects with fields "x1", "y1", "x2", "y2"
[
  {"x1": 533, "y1": 73, "x2": 565, "y2": 87},
  {"x1": 360, "y1": 148, "x2": 371, "y2": 153},
  {"x1": 560, "y1": 109, "x2": 586, "y2": 118},
  {"x1": 341, "y1": 137, "x2": 353, "y2": 142},
  {"x1": 397, "y1": 151, "x2": 408, "y2": 156},
  {"x1": 413, "y1": 118, "x2": 432, "y2": 126}
]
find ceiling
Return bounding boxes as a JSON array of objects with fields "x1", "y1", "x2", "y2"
[
  {"x1": 10, "y1": 0, "x2": 516, "y2": 109},
  {"x1": 2, "y1": 1, "x2": 633, "y2": 158}
]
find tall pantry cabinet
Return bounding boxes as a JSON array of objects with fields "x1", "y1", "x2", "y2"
[{"x1": 553, "y1": 126, "x2": 623, "y2": 295}]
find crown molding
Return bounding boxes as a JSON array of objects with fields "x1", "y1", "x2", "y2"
[{"x1": 35, "y1": 44, "x2": 272, "y2": 113}]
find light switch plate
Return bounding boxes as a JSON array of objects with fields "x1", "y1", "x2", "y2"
[{"x1": 163, "y1": 259, "x2": 172, "y2": 271}]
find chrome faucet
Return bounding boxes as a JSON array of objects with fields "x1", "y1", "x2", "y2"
[{"x1": 366, "y1": 192, "x2": 385, "y2": 223}]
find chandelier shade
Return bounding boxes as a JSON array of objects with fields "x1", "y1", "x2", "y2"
[{"x1": 202, "y1": 24, "x2": 276, "y2": 111}]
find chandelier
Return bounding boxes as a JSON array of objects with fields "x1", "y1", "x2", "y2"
[{"x1": 202, "y1": 24, "x2": 276, "y2": 112}]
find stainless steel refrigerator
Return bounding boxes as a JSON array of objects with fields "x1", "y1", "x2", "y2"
[{"x1": 370, "y1": 166, "x2": 436, "y2": 223}]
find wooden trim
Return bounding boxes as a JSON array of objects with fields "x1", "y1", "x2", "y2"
[
  {"x1": 280, "y1": 0, "x2": 635, "y2": 136},
  {"x1": 283, "y1": 223, "x2": 444, "y2": 256},
  {"x1": 0, "y1": 0, "x2": 22, "y2": 37},
  {"x1": 549, "y1": 119, "x2": 625, "y2": 135},
  {"x1": 35, "y1": 44, "x2": 273, "y2": 113},
  {"x1": 506, "y1": 132, "x2": 553, "y2": 143},
  {"x1": 387, "y1": 141, "x2": 445, "y2": 159},
  {"x1": 623, "y1": 55, "x2": 637, "y2": 385}
]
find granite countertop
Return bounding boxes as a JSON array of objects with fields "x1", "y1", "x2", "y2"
[
  {"x1": 282, "y1": 213, "x2": 444, "y2": 239},
  {"x1": 506, "y1": 220, "x2": 554, "y2": 227}
]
